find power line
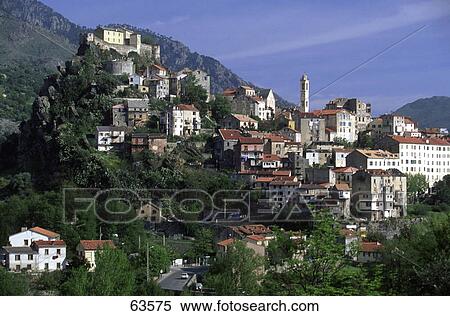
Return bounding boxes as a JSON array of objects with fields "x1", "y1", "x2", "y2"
[{"x1": 311, "y1": 25, "x2": 428, "y2": 98}]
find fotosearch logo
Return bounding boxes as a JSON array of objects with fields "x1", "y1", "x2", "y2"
[{"x1": 62, "y1": 188, "x2": 315, "y2": 224}]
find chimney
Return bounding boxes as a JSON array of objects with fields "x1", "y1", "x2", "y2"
[{"x1": 21, "y1": 227, "x2": 28, "y2": 232}]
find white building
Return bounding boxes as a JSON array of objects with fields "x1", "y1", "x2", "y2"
[
  {"x1": 299, "y1": 73, "x2": 310, "y2": 112},
  {"x1": 346, "y1": 149, "x2": 400, "y2": 170},
  {"x1": 96, "y1": 126, "x2": 127, "y2": 151},
  {"x1": 352, "y1": 169, "x2": 407, "y2": 221},
  {"x1": 162, "y1": 104, "x2": 201, "y2": 137},
  {"x1": 376, "y1": 135, "x2": 450, "y2": 186},
  {"x1": 313, "y1": 109, "x2": 356, "y2": 143},
  {"x1": 8, "y1": 226, "x2": 60, "y2": 247},
  {"x1": 77, "y1": 240, "x2": 115, "y2": 271},
  {"x1": 332, "y1": 148, "x2": 352, "y2": 168},
  {"x1": 269, "y1": 177, "x2": 301, "y2": 208},
  {"x1": 2, "y1": 227, "x2": 66, "y2": 272}
]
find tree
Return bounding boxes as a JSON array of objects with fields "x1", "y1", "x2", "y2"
[
  {"x1": 205, "y1": 241, "x2": 264, "y2": 295},
  {"x1": 356, "y1": 131, "x2": 374, "y2": 149},
  {"x1": 382, "y1": 213, "x2": 450, "y2": 295},
  {"x1": 60, "y1": 267, "x2": 91, "y2": 296},
  {"x1": 91, "y1": 247, "x2": 135, "y2": 295},
  {"x1": 180, "y1": 75, "x2": 208, "y2": 116},
  {"x1": 262, "y1": 212, "x2": 383, "y2": 295},
  {"x1": 433, "y1": 174, "x2": 450, "y2": 204},
  {"x1": 0, "y1": 267, "x2": 29, "y2": 295},
  {"x1": 407, "y1": 173, "x2": 428, "y2": 203},
  {"x1": 209, "y1": 95, "x2": 231, "y2": 122},
  {"x1": 192, "y1": 227, "x2": 215, "y2": 258}
]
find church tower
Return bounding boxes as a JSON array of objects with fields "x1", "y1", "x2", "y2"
[{"x1": 299, "y1": 73, "x2": 310, "y2": 112}]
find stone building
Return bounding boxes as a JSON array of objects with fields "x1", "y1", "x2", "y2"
[
  {"x1": 351, "y1": 169, "x2": 407, "y2": 221},
  {"x1": 326, "y1": 98, "x2": 372, "y2": 134}
]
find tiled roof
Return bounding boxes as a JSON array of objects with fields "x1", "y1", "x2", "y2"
[
  {"x1": 217, "y1": 238, "x2": 235, "y2": 247},
  {"x1": 262, "y1": 154, "x2": 281, "y2": 161},
  {"x1": 246, "y1": 235, "x2": 266, "y2": 242},
  {"x1": 152, "y1": 64, "x2": 167, "y2": 71},
  {"x1": 312, "y1": 109, "x2": 349, "y2": 116},
  {"x1": 218, "y1": 129, "x2": 241, "y2": 140},
  {"x1": 177, "y1": 104, "x2": 199, "y2": 111},
  {"x1": 232, "y1": 224, "x2": 271, "y2": 236},
  {"x1": 334, "y1": 183, "x2": 351, "y2": 191},
  {"x1": 255, "y1": 177, "x2": 275, "y2": 183},
  {"x1": 360, "y1": 241, "x2": 383, "y2": 252},
  {"x1": 264, "y1": 134, "x2": 285, "y2": 142},
  {"x1": 29, "y1": 227, "x2": 60, "y2": 238},
  {"x1": 2, "y1": 246, "x2": 37, "y2": 254},
  {"x1": 332, "y1": 166, "x2": 359, "y2": 173},
  {"x1": 238, "y1": 137, "x2": 264, "y2": 144},
  {"x1": 33, "y1": 240, "x2": 66, "y2": 248},
  {"x1": 231, "y1": 114, "x2": 257, "y2": 122},
  {"x1": 355, "y1": 149, "x2": 398, "y2": 159},
  {"x1": 389, "y1": 135, "x2": 450, "y2": 146},
  {"x1": 79, "y1": 240, "x2": 115, "y2": 251}
]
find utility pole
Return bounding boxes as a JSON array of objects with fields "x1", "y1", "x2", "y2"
[
  {"x1": 162, "y1": 234, "x2": 166, "y2": 247},
  {"x1": 146, "y1": 242, "x2": 149, "y2": 283},
  {"x1": 138, "y1": 235, "x2": 141, "y2": 250}
]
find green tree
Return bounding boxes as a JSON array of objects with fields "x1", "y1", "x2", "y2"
[
  {"x1": 61, "y1": 266, "x2": 91, "y2": 296},
  {"x1": 263, "y1": 212, "x2": 382, "y2": 295},
  {"x1": 205, "y1": 241, "x2": 264, "y2": 295},
  {"x1": 209, "y1": 95, "x2": 231, "y2": 122},
  {"x1": 407, "y1": 173, "x2": 428, "y2": 203},
  {"x1": 382, "y1": 213, "x2": 450, "y2": 295},
  {"x1": 433, "y1": 174, "x2": 450, "y2": 204},
  {"x1": 192, "y1": 227, "x2": 215, "y2": 258},
  {"x1": 180, "y1": 74, "x2": 208, "y2": 116},
  {"x1": 0, "y1": 267, "x2": 29, "y2": 295},
  {"x1": 91, "y1": 247, "x2": 135, "y2": 295}
]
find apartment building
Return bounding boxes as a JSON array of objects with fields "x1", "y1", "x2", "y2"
[{"x1": 346, "y1": 149, "x2": 400, "y2": 170}]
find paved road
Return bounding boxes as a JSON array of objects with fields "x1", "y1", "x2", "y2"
[{"x1": 158, "y1": 265, "x2": 208, "y2": 292}]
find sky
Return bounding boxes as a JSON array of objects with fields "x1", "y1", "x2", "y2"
[{"x1": 41, "y1": 0, "x2": 450, "y2": 115}]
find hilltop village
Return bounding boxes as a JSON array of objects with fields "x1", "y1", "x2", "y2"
[{"x1": 1, "y1": 26, "x2": 449, "y2": 296}]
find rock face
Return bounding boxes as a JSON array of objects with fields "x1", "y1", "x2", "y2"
[{"x1": 0, "y1": 1, "x2": 294, "y2": 110}]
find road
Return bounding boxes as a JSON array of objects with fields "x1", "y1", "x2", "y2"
[{"x1": 158, "y1": 265, "x2": 209, "y2": 292}]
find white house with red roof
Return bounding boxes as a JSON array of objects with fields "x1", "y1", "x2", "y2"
[
  {"x1": 8, "y1": 226, "x2": 60, "y2": 247},
  {"x1": 77, "y1": 240, "x2": 115, "y2": 271},
  {"x1": 2, "y1": 227, "x2": 66, "y2": 272}
]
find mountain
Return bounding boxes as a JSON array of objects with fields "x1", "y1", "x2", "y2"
[
  {"x1": 0, "y1": 0, "x2": 294, "y2": 123},
  {"x1": 394, "y1": 96, "x2": 450, "y2": 130}
]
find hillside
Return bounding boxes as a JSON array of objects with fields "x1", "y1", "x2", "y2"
[
  {"x1": 0, "y1": 0, "x2": 293, "y2": 123},
  {"x1": 394, "y1": 96, "x2": 450, "y2": 130}
]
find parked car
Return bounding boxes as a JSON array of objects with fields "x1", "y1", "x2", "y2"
[{"x1": 180, "y1": 272, "x2": 189, "y2": 279}]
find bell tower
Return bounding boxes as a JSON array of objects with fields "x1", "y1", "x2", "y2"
[{"x1": 299, "y1": 73, "x2": 310, "y2": 112}]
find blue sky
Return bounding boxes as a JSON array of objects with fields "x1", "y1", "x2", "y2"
[{"x1": 41, "y1": 0, "x2": 450, "y2": 115}]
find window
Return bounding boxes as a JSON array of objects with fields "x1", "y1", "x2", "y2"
[
  {"x1": 24, "y1": 239, "x2": 29, "y2": 246},
  {"x1": 45, "y1": 249, "x2": 49, "y2": 255},
  {"x1": 28, "y1": 254, "x2": 33, "y2": 261},
  {"x1": 57, "y1": 263, "x2": 61, "y2": 270},
  {"x1": 15, "y1": 255, "x2": 20, "y2": 261},
  {"x1": 45, "y1": 263, "x2": 49, "y2": 271},
  {"x1": 57, "y1": 249, "x2": 61, "y2": 255}
]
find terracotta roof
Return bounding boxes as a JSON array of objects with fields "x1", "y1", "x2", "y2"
[
  {"x1": 262, "y1": 154, "x2": 281, "y2": 161},
  {"x1": 177, "y1": 104, "x2": 199, "y2": 112},
  {"x1": 360, "y1": 242, "x2": 383, "y2": 252},
  {"x1": 333, "y1": 148, "x2": 353, "y2": 153},
  {"x1": 79, "y1": 240, "x2": 115, "y2": 251},
  {"x1": 238, "y1": 137, "x2": 264, "y2": 144},
  {"x1": 223, "y1": 88, "x2": 236, "y2": 96},
  {"x1": 217, "y1": 238, "x2": 235, "y2": 247},
  {"x1": 152, "y1": 64, "x2": 167, "y2": 71},
  {"x1": 312, "y1": 109, "x2": 349, "y2": 116},
  {"x1": 264, "y1": 134, "x2": 285, "y2": 142},
  {"x1": 332, "y1": 166, "x2": 359, "y2": 173},
  {"x1": 218, "y1": 129, "x2": 241, "y2": 140},
  {"x1": 255, "y1": 177, "x2": 275, "y2": 183},
  {"x1": 334, "y1": 183, "x2": 351, "y2": 191},
  {"x1": 33, "y1": 240, "x2": 66, "y2": 248},
  {"x1": 29, "y1": 227, "x2": 60, "y2": 238},
  {"x1": 357, "y1": 168, "x2": 405, "y2": 177},
  {"x1": 231, "y1": 114, "x2": 257, "y2": 123},
  {"x1": 246, "y1": 235, "x2": 266, "y2": 242},
  {"x1": 240, "y1": 85, "x2": 254, "y2": 90},
  {"x1": 272, "y1": 170, "x2": 291, "y2": 176},
  {"x1": 389, "y1": 135, "x2": 450, "y2": 146},
  {"x1": 232, "y1": 224, "x2": 271, "y2": 236}
]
